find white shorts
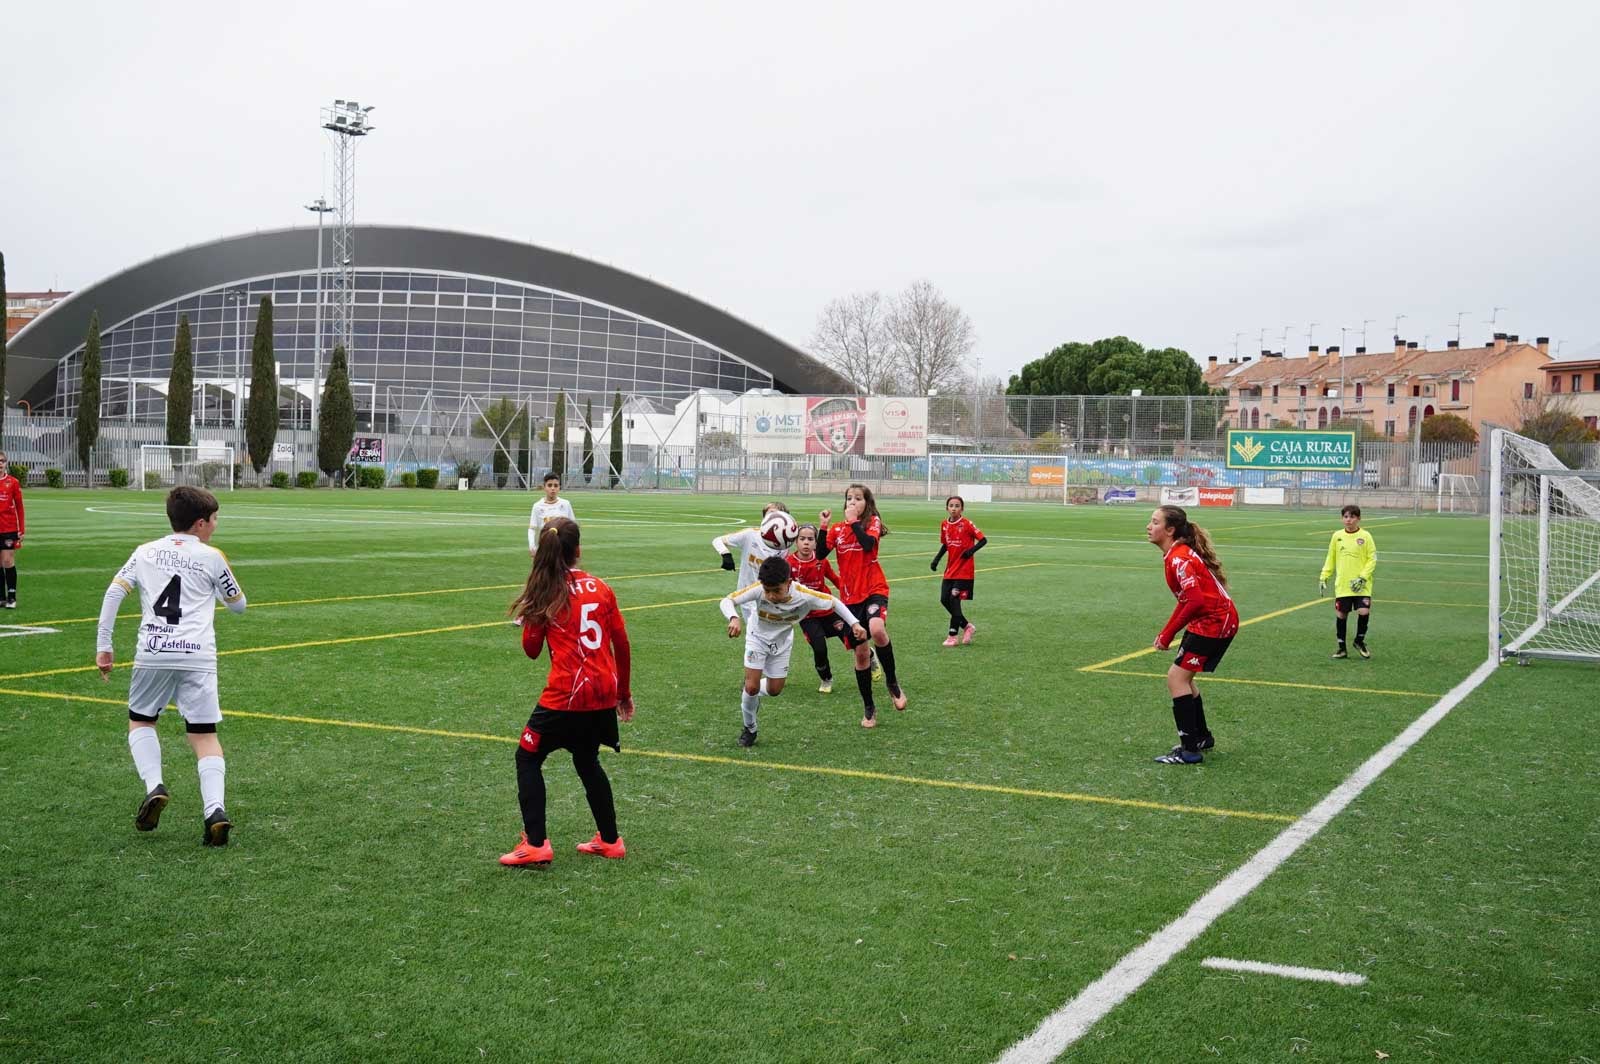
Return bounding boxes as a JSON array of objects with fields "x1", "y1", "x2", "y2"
[
  {"x1": 128, "y1": 667, "x2": 222, "y2": 725},
  {"x1": 743, "y1": 626, "x2": 794, "y2": 678}
]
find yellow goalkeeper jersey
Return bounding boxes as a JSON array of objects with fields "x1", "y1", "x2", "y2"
[{"x1": 1321, "y1": 528, "x2": 1377, "y2": 596}]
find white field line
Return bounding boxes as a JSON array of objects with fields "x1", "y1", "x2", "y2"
[
  {"x1": 80, "y1": 505, "x2": 734, "y2": 531},
  {"x1": 996, "y1": 655, "x2": 1500, "y2": 1064},
  {"x1": 1199, "y1": 957, "x2": 1367, "y2": 986},
  {"x1": 0, "y1": 625, "x2": 61, "y2": 639}
]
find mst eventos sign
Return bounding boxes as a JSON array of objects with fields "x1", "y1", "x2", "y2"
[{"x1": 1226, "y1": 430, "x2": 1355, "y2": 471}]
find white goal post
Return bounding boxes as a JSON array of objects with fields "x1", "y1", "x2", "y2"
[
  {"x1": 1489, "y1": 428, "x2": 1600, "y2": 664},
  {"x1": 1437, "y1": 472, "x2": 1477, "y2": 513},
  {"x1": 138, "y1": 445, "x2": 236, "y2": 492}
]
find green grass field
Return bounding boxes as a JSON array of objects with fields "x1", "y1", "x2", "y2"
[{"x1": 2, "y1": 488, "x2": 1595, "y2": 1063}]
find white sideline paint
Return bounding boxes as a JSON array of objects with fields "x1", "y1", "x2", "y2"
[
  {"x1": 996, "y1": 655, "x2": 1499, "y2": 1064},
  {"x1": 1199, "y1": 957, "x2": 1367, "y2": 986},
  {"x1": 0, "y1": 625, "x2": 61, "y2": 639}
]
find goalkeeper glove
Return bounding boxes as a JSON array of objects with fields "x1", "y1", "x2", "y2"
[
  {"x1": 1349, "y1": 576, "x2": 1366, "y2": 594},
  {"x1": 720, "y1": 552, "x2": 735, "y2": 571}
]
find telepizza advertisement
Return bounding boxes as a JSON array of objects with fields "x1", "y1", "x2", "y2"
[{"x1": 1197, "y1": 487, "x2": 1236, "y2": 507}]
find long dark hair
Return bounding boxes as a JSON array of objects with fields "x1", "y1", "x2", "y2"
[
  {"x1": 1156, "y1": 505, "x2": 1227, "y2": 588},
  {"x1": 510, "y1": 517, "x2": 581, "y2": 624},
  {"x1": 846, "y1": 483, "x2": 888, "y2": 535}
]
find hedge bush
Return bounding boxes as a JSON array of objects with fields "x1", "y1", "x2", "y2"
[
  {"x1": 7, "y1": 463, "x2": 27, "y2": 485},
  {"x1": 400, "y1": 471, "x2": 418, "y2": 488},
  {"x1": 108, "y1": 468, "x2": 130, "y2": 488},
  {"x1": 271, "y1": 471, "x2": 291, "y2": 489},
  {"x1": 45, "y1": 469, "x2": 65, "y2": 488},
  {"x1": 296, "y1": 470, "x2": 319, "y2": 489},
  {"x1": 455, "y1": 460, "x2": 481, "y2": 487},
  {"x1": 358, "y1": 465, "x2": 386, "y2": 490},
  {"x1": 416, "y1": 467, "x2": 439, "y2": 490},
  {"x1": 144, "y1": 471, "x2": 163, "y2": 489}
]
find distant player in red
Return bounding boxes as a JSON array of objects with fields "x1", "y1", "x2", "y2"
[
  {"x1": 930, "y1": 495, "x2": 986, "y2": 646},
  {"x1": 1146, "y1": 505, "x2": 1238, "y2": 765},
  {"x1": 788, "y1": 523, "x2": 847, "y2": 693},
  {"x1": 818, "y1": 483, "x2": 905, "y2": 727},
  {"x1": 0, "y1": 451, "x2": 24, "y2": 608},
  {"x1": 500, "y1": 517, "x2": 635, "y2": 867}
]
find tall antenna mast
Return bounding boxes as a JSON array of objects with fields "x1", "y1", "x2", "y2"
[
  {"x1": 1305, "y1": 322, "x2": 1318, "y2": 351},
  {"x1": 1454, "y1": 310, "x2": 1470, "y2": 344},
  {"x1": 321, "y1": 99, "x2": 377, "y2": 359}
]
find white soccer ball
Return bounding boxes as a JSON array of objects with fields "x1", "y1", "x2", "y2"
[{"x1": 760, "y1": 511, "x2": 800, "y2": 550}]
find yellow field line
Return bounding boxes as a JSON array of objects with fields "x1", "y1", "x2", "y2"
[
  {"x1": 0, "y1": 687, "x2": 1292, "y2": 823},
  {"x1": 1082, "y1": 668, "x2": 1440, "y2": 698},
  {"x1": 1077, "y1": 596, "x2": 1329, "y2": 673}
]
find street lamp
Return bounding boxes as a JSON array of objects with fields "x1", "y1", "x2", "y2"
[{"x1": 305, "y1": 197, "x2": 334, "y2": 434}]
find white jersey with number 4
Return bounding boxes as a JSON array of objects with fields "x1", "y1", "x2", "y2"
[{"x1": 97, "y1": 533, "x2": 246, "y2": 672}]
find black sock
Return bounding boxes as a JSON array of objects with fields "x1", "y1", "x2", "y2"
[
  {"x1": 1172, "y1": 694, "x2": 1201, "y2": 752},
  {"x1": 811, "y1": 637, "x2": 831, "y2": 680},
  {"x1": 941, "y1": 589, "x2": 961, "y2": 634},
  {"x1": 514, "y1": 746, "x2": 549, "y2": 843},
  {"x1": 950, "y1": 604, "x2": 967, "y2": 630},
  {"x1": 877, "y1": 642, "x2": 899, "y2": 689},
  {"x1": 572, "y1": 749, "x2": 619, "y2": 843},
  {"x1": 855, "y1": 666, "x2": 875, "y2": 712},
  {"x1": 3, "y1": 566, "x2": 14, "y2": 598},
  {"x1": 1356, "y1": 614, "x2": 1369, "y2": 640},
  {"x1": 1335, "y1": 616, "x2": 1347, "y2": 643},
  {"x1": 1194, "y1": 694, "x2": 1210, "y2": 738}
]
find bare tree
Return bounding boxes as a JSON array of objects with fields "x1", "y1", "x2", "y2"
[
  {"x1": 885, "y1": 280, "x2": 975, "y2": 395},
  {"x1": 810, "y1": 291, "x2": 898, "y2": 394}
]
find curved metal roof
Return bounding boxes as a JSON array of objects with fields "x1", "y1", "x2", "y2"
[{"x1": 6, "y1": 224, "x2": 851, "y2": 406}]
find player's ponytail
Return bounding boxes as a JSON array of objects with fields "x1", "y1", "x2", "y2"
[
  {"x1": 511, "y1": 517, "x2": 581, "y2": 624},
  {"x1": 1157, "y1": 505, "x2": 1229, "y2": 588}
]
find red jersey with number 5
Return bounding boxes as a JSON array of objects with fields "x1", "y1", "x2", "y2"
[
  {"x1": 521, "y1": 568, "x2": 629, "y2": 712},
  {"x1": 1157, "y1": 543, "x2": 1239, "y2": 646}
]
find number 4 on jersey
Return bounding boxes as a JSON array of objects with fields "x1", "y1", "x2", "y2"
[{"x1": 154, "y1": 575, "x2": 183, "y2": 624}]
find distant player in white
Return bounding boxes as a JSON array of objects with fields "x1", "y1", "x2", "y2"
[
  {"x1": 528, "y1": 471, "x2": 575, "y2": 554},
  {"x1": 720, "y1": 555, "x2": 864, "y2": 748},
  {"x1": 95, "y1": 486, "x2": 247, "y2": 846}
]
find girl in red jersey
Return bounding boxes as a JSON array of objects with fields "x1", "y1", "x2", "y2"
[
  {"x1": 930, "y1": 495, "x2": 987, "y2": 647},
  {"x1": 500, "y1": 518, "x2": 636, "y2": 867},
  {"x1": 818, "y1": 483, "x2": 905, "y2": 727},
  {"x1": 788, "y1": 523, "x2": 847, "y2": 693},
  {"x1": 1146, "y1": 505, "x2": 1238, "y2": 765},
  {"x1": 0, "y1": 452, "x2": 24, "y2": 609}
]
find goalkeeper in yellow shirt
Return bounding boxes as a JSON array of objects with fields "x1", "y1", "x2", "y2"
[{"x1": 1320, "y1": 504, "x2": 1377, "y2": 659}]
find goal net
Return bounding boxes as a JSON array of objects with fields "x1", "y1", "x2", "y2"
[
  {"x1": 1490, "y1": 428, "x2": 1600, "y2": 663},
  {"x1": 139, "y1": 445, "x2": 236, "y2": 492}
]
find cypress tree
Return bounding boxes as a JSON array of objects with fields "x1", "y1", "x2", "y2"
[
  {"x1": 167, "y1": 313, "x2": 194, "y2": 445},
  {"x1": 318, "y1": 345, "x2": 356, "y2": 484},
  {"x1": 0, "y1": 252, "x2": 8, "y2": 438},
  {"x1": 551, "y1": 391, "x2": 567, "y2": 480},
  {"x1": 609, "y1": 391, "x2": 623, "y2": 489},
  {"x1": 245, "y1": 296, "x2": 279, "y2": 482},
  {"x1": 77, "y1": 311, "x2": 102, "y2": 486},
  {"x1": 582, "y1": 398, "x2": 595, "y2": 484}
]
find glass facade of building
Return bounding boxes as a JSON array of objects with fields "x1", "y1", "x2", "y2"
[{"x1": 50, "y1": 269, "x2": 776, "y2": 426}]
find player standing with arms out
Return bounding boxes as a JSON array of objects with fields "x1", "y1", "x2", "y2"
[
  {"x1": 819, "y1": 483, "x2": 906, "y2": 728},
  {"x1": 95, "y1": 487, "x2": 247, "y2": 844},
  {"x1": 1320, "y1": 504, "x2": 1377, "y2": 660},
  {"x1": 789, "y1": 523, "x2": 847, "y2": 693},
  {"x1": 0, "y1": 451, "x2": 23, "y2": 608},
  {"x1": 527, "y1": 472, "x2": 575, "y2": 554},
  {"x1": 500, "y1": 517, "x2": 635, "y2": 867},
  {"x1": 721, "y1": 555, "x2": 866, "y2": 746},
  {"x1": 930, "y1": 495, "x2": 987, "y2": 646},
  {"x1": 1147, "y1": 505, "x2": 1238, "y2": 765}
]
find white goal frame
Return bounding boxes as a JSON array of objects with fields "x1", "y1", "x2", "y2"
[
  {"x1": 1436, "y1": 472, "x2": 1477, "y2": 513},
  {"x1": 138, "y1": 445, "x2": 236, "y2": 492}
]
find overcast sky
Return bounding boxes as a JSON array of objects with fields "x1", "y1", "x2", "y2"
[{"x1": 4, "y1": 1, "x2": 1597, "y2": 378}]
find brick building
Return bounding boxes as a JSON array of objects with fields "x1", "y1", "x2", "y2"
[
  {"x1": 6, "y1": 290, "x2": 71, "y2": 341},
  {"x1": 1542, "y1": 358, "x2": 1600, "y2": 430}
]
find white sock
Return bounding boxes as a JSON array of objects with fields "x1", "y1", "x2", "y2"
[
  {"x1": 760, "y1": 676, "x2": 780, "y2": 697},
  {"x1": 740, "y1": 691, "x2": 761, "y2": 731},
  {"x1": 197, "y1": 755, "x2": 226, "y2": 816},
  {"x1": 128, "y1": 728, "x2": 163, "y2": 791}
]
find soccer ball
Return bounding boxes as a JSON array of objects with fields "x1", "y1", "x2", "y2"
[{"x1": 760, "y1": 511, "x2": 800, "y2": 550}]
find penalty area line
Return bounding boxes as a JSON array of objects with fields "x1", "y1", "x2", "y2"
[
  {"x1": 1200, "y1": 957, "x2": 1366, "y2": 986},
  {"x1": 1083, "y1": 668, "x2": 1440, "y2": 699},
  {"x1": 994, "y1": 655, "x2": 1499, "y2": 1064}
]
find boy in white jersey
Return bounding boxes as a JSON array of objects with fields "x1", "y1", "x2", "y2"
[
  {"x1": 96, "y1": 486, "x2": 247, "y2": 845},
  {"x1": 528, "y1": 472, "x2": 576, "y2": 554},
  {"x1": 720, "y1": 555, "x2": 864, "y2": 748}
]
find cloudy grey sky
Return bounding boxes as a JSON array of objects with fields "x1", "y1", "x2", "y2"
[{"x1": 4, "y1": 0, "x2": 1597, "y2": 377}]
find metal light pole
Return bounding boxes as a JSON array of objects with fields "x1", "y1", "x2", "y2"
[
  {"x1": 321, "y1": 99, "x2": 376, "y2": 361},
  {"x1": 226, "y1": 289, "x2": 247, "y2": 439},
  {"x1": 305, "y1": 197, "x2": 334, "y2": 435}
]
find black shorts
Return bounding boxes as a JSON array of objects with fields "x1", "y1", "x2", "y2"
[
  {"x1": 1175, "y1": 631, "x2": 1233, "y2": 674},
  {"x1": 844, "y1": 595, "x2": 889, "y2": 646},
  {"x1": 801, "y1": 614, "x2": 848, "y2": 646},
  {"x1": 1334, "y1": 596, "x2": 1372, "y2": 613},
  {"x1": 0, "y1": 533, "x2": 18, "y2": 550},
  {"x1": 941, "y1": 579, "x2": 974, "y2": 601},
  {"x1": 518, "y1": 706, "x2": 620, "y2": 756}
]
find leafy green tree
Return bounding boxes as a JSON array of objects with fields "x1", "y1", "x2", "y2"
[
  {"x1": 473, "y1": 397, "x2": 525, "y2": 487},
  {"x1": 1419, "y1": 413, "x2": 1478, "y2": 444},
  {"x1": 582, "y1": 398, "x2": 595, "y2": 484},
  {"x1": 77, "y1": 311, "x2": 102, "y2": 485},
  {"x1": 551, "y1": 391, "x2": 568, "y2": 480},
  {"x1": 1006, "y1": 337, "x2": 1208, "y2": 436},
  {"x1": 245, "y1": 297, "x2": 279, "y2": 482},
  {"x1": 609, "y1": 391, "x2": 623, "y2": 488},
  {"x1": 317, "y1": 345, "x2": 356, "y2": 483},
  {"x1": 0, "y1": 252, "x2": 7, "y2": 437},
  {"x1": 166, "y1": 314, "x2": 194, "y2": 445}
]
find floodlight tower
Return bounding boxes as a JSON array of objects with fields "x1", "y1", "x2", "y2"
[{"x1": 320, "y1": 99, "x2": 376, "y2": 361}]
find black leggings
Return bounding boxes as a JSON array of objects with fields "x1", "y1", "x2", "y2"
[
  {"x1": 515, "y1": 743, "x2": 618, "y2": 844},
  {"x1": 940, "y1": 583, "x2": 969, "y2": 634},
  {"x1": 799, "y1": 617, "x2": 835, "y2": 680}
]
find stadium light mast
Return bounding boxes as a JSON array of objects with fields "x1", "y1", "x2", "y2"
[
  {"x1": 320, "y1": 99, "x2": 376, "y2": 365},
  {"x1": 305, "y1": 197, "x2": 335, "y2": 434}
]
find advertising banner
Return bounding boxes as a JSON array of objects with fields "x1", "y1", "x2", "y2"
[
  {"x1": 1241, "y1": 486, "x2": 1286, "y2": 505},
  {"x1": 1066, "y1": 486, "x2": 1100, "y2": 505},
  {"x1": 745, "y1": 396, "x2": 806, "y2": 454},
  {"x1": 1029, "y1": 465, "x2": 1066, "y2": 486},
  {"x1": 349, "y1": 437, "x2": 384, "y2": 464},
  {"x1": 1160, "y1": 487, "x2": 1199, "y2": 506},
  {"x1": 864, "y1": 397, "x2": 928, "y2": 456},
  {"x1": 1198, "y1": 487, "x2": 1236, "y2": 507},
  {"x1": 1226, "y1": 430, "x2": 1356, "y2": 471},
  {"x1": 805, "y1": 396, "x2": 867, "y2": 455},
  {"x1": 1102, "y1": 487, "x2": 1139, "y2": 504},
  {"x1": 272, "y1": 442, "x2": 295, "y2": 462}
]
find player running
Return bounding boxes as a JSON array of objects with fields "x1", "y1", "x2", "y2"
[
  {"x1": 527, "y1": 471, "x2": 575, "y2": 554},
  {"x1": 930, "y1": 494, "x2": 987, "y2": 646},
  {"x1": 818, "y1": 483, "x2": 906, "y2": 728},
  {"x1": 0, "y1": 451, "x2": 23, "y2": 609},
  {"x1": 1146, "y1": 505, "x2": 1238, "y2": 765},
  {"x1": 95, "y1": 486, "x2": 247, "y2": 844},
  {"x1": 500, "y1": 518, "x2": 635, "y2": 867},
  {"x1": 721, "y1": 555, "x2": 866, "y2": 747},
  {"x1": 1320, "y1": 504, "x2": 1377, "y2": 660}
]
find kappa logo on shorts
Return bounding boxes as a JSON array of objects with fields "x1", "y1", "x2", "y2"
[
  {"x1": 519, "y1": 727, "x2": 541, "y2": 753},
  {"x1": 1185, "y1": 655, "x2": 1204, "y2": 667},
  {"x1": 867, "y1": 604, "x2": 880, "y2": 616}
]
